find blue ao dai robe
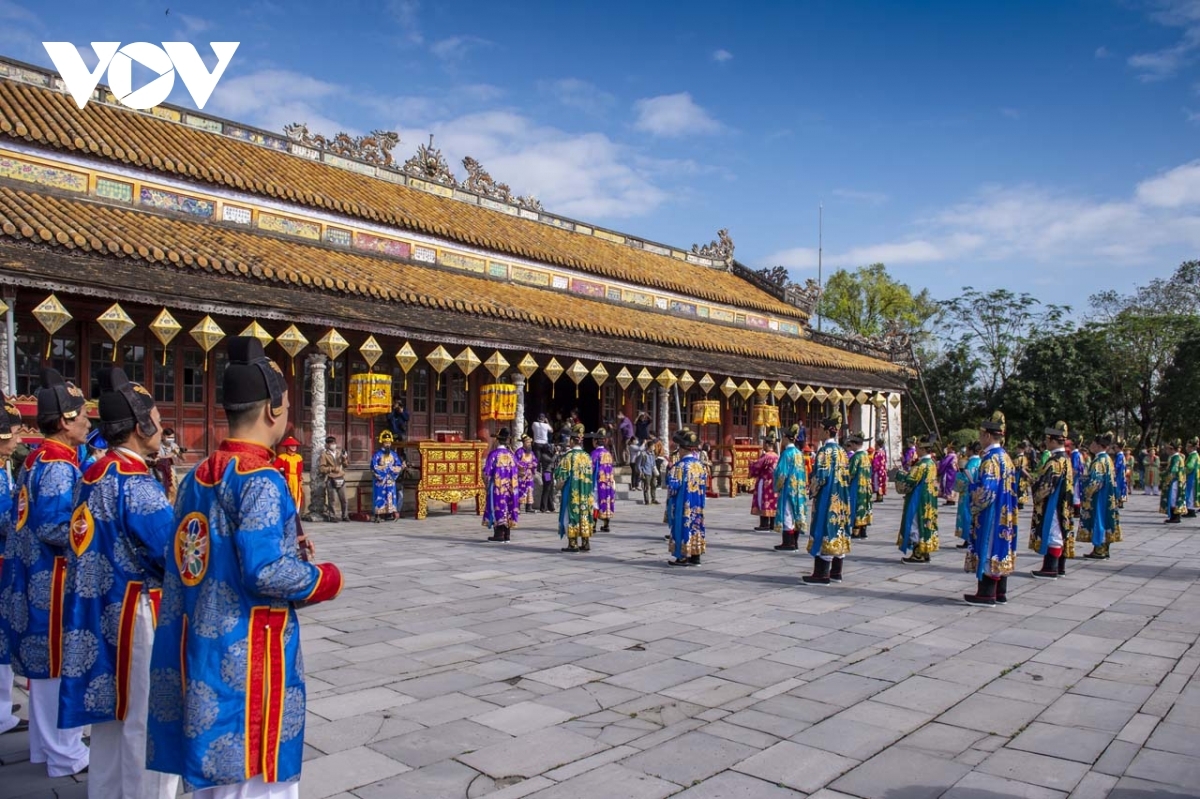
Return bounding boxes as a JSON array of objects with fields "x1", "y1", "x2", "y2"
[
  {"x1": 772, "y1": 443, "x2": 807, "y2": 533},
  {"x1": 1080, "y1": 452, "x2": 1121, "y2": 549},
  {"x1": 967, "y1": 444, "x2": 1019, "y2": 579},
  {"x1": 808, "y1": 440, "x2": 852, "y2": 559},
  {"x1": 666, "y1": 453, "x2": 706, "y2": 559},
  {"x1": 371, "y1": 447, "x2": 403, "y2": 515}
]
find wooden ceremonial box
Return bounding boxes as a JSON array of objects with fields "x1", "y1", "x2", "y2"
[
  {"x1": 729, "y1": 442, "x2": 760, "y2": 498},
  {"x1": 415, "y1": 439, "x2": 487, "y2": 519}
]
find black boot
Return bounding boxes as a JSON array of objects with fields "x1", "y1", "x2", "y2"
[
  {"x1": 964, "y1": 577, "x2": 997, "y2": 606},
  {"x1": 802, "y1": 557, "x2": 831, "y2": 586},
  {"x1": 754, "y1": 516, "x2": 769, "y2": 531},
  {"x1": 774, "y1": 530, "x2": 792, "y2": 551},
  {"x1": 787, "y1": 531, "x2": 800, "y2": 551},
  {"x1": 1057, "y1": 554, "x2": 1067, "y2": 576},
  {"x1": 688, "y1": 554, "x2": 701, "y2": 565},
  {"x1": 580, "y1": 537, "x2": 590, "y2": 552},
  {"x1": 829, "y1": 557, "x2": 844, "y2": 583},
  {"x1": 487, "y1": 525, "x2": 505, "y2": 542},
  {"x1": 503, "y1": 528, "x2": 512, "y2": 543},
  {"x1": 1031, "y1": 552, "x2": 1059, "y2": 579},
  {"x1": 995, "y1": 576, "x2": 1008, "y2": 605},
  {"x1": 602, "y1": 520, "x2": 611, "y2": 533}
]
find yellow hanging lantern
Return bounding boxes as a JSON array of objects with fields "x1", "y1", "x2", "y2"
[
  {"x1": 752, "y1": 402, "x2": 780, "y2": 428},
  {"x1": 773, "y1": 381, "x2": 787, "y2": 401},
  {"x1": 0, "y1": 298, "x2": 8, "y2": 318},
  {"x1": 889, "y1": 392, "x2": 902, "y2": 408},
  {"x1": 615, "y1": 366, "x2": 634, "y2": 403},
  {"x1": 97, "y1": 303, "x2": 135, "y2": 353},
  {"x1": 396, "y1": 341, "x2": 418, "y2": 389},
  {"x1": 566, "y1": 359, "x2": 588, "y2": 398},
  {"x1": 316, "y1": 328, "x2": 349, "y2": 377},
  {"x1": 720, "y1": 377, "x2": 738, "y2": 399},
  {"x1": 677, "y1": 372, "x2": 695, "y2": 407},
  {"x1": 800, "y1": 385, "x2": 816, "y2": 402},
  {"x1": 788, "y1": 383, "x2": 802, "y2": 403},
  {"x1": 517, "y1": 353, "x2": 538, "y2": 390},
  {"x1": 738, "y1": 380, "x2": 754, "y2": 401},
  {"x1": 484, "y1": 350, "x2": 510, "y2": 381},
  {"x1": 692, "y1": 399, "x2": 721, "y2": 425},
  {"x1": 699, "y1": 373, "x2": 716, "y2": 395},
  {"x1": 657, "y1": 369, "x2": 677, "y2": 396},
  {"x1": 189, "y1": 315, "x2": 224, "y2": 371},
  {"x1": 359, "y1": 335, "x2": 384, "y2": 371},
  {"x1": 815, "y1": 387, "x2": 829, "y2": 403},
  {"x1": 348, "y1": 372, "x2": 391, "y2": 417},
  {"x1": 240, "y1": 320, "x2": 273, "y2": 349},
  {"x1": 33, "y1": 294, "x2": 72, "y2": 358},
  {"x1": 426, "y1": 345, "x2": 453, "y2": 390},
  {"x1": 591, "y1": 362, "x2": 609, "y2": 400},
  {"x1": 276, "y1": 324, "x2": 309, "y2": 375},
  {"x1": 543, "y1": 357, "x2": 564, "y2": 398},
  {"x1": 455, "y1": 347, "x2": 481, "y2": 388},
  {"x1": 756, "y1": 380, "x2": 771, "y2": 400},
  {"x1": 150, "y1": 308, "x2": 182, "y2": 365},
  {"x1": 636, "y1": 367, "x2": 653, "y2": 403},
  {"x1": 480, "y1": 383, "x2": 518, "y2": 421}
]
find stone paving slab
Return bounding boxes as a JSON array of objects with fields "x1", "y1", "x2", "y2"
[{"x1": 4, "y1": 493, "x2": 1200, "y2": 798}]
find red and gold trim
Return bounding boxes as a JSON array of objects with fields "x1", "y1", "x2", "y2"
[
  {"x1": 245, "y1": 606, "x2": 288, "y2": 782},
  {"x1": 69, "y1": 503, "x2": 95, "y2": 557},
  {"x1": 114, "y1": 581, "x2": 142, "y2": 721},
  {"x1": 14, "y1": 486, "x2": 28, "y2": 531},
  {"x1": 148, "y1": 587, "x2": 162, "y2": 627},
  {"x1": 48, "y1": 555, "x2": 66, "y2": 678},
  {"x1": 305, "y1": 562, "x2": 345, "y2": 605}
]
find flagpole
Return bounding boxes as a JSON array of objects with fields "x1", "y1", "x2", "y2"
[{"x1": 817, "y1": 202, "x2": 823, "y2": 332}]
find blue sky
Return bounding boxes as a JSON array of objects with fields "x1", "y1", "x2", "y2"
[{"x1": 3, "y1": 0, "x2": 1199, "y2": 307}]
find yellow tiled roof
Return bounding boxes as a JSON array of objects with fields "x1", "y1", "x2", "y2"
[
  {"x1": 0, "y1": 78, "x2": 807, "y2": 321},
  {"x1": 0, "y1": 186, "x2": 904, "y2": 378}
]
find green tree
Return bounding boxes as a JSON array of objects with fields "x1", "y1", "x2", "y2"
[
  {"x1": 1158, "y1": 329, "x2": 1200, "y2": 441},
  {"x1": 905, "y1": 341, "x2": 984, "y2": 439},
  {"x1": 817, "y1": 263, "x2": 940, "y2": 339},
  {"x1": 943, "y1": 287, "x2": 1070, "y2": 408}
]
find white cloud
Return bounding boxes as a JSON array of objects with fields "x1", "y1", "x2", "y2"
[
  {"x1": 831, "y1": 188, "x2": 889, "y2": 205},
  {"x1": 175, "y1": 13, "x2": 212, "y2": 34},
  {"x1": 0, "y1": 0, "x2": 40, "y2": 25},
  {"x1": 397, "y1": 111, "x2": 670, "y2": 218},
  {"x1": 632, "y1": 92, "x2": 723, "y2": 137},
  {"x1": 1127, "y1": 0, "x2": 1200, "y2": 81},
  {"x1": 1136, "y1": 160, "x2": 1200, "y2": 206},
  {"x1": 388, "y1": 0, "x2": 424, "y2": 44},
  {"x1": 1095, "y1": 45, "x2": 1111, "y2": 58},
  {"x1": 205, "y1": 69, "x2": 349, "y2": 137},
  {"x1": 712, "y1": 49, "x2": 733, "y2": 63},
  {"x1": 429, "y1": 35, "x2": 491, "y2": 61},
  {"x1": 540, "y1": 78, "x2": 616, "y2": 114},
  {"x1": 765, "y1": 163, "x2": 1200, "y2": 273}
]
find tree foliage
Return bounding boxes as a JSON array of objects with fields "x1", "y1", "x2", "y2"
[{"x1": 817, "y1": 263, "x2": 940, "y2": 339}]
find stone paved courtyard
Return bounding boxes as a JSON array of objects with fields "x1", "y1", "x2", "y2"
[{"x1": 2, "y1": 491, "x2": 1199, "y2": 799}]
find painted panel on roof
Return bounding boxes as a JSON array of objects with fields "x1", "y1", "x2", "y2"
[
  {"x1": 624, "y1": 290, "x2": 654, "y2": 307},
  {"x1": 488, "y1": 261, "x2": 509, "y2": 278},
  {"x1": 570, "y1": 278, "x2": 606, "y2": 298},
  {"x1": 511, "y1": 267, "x2": 550, "y2": 286},
  {"x1": 258, "y1": 211, "x2": 320, "y2": 240},
  {"x1": 140, "y1": 187, "x2": 214, "y2": 218},
  {"x1": 224, "y1": 126, "x2": 288, "y2": 151},
  {"x1": 670, "y1": 300, "x2": 697, "y2": 316},
  {"x1": 440, "y1": 251, "x2": 487, "y2": 274},
  {"x1": 412, "y1": 245, "x2": 437, "y2": 263},
  {"x1": 354, "y1": 231, "x2": 410, "y2": 257},
  {"x1": 325, "y1": 227, "x2": 352, "y2": 247},
  {"x1": 0, "y1": 155, "x2": 87, "y2": 192},
  {"x1": 222, "y1": 205, "x2": 252, "y2": 225},
  {"x1": 95, "y1": 177, "x2": 133, "y2": 203}
]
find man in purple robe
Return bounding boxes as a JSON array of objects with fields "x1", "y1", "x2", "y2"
[
  {"x1": 514, "y1": 434, "x2": 538, "y2": 513},
  {"x1": 938, "y1": 445, "x2": 958, "y2": 506},
  {"x1": 903, "y1": 436, "x2": 918, "y2": 470},
  {"x1": 591, "y1": 428, "x2": 616, "y2": 532},
  {"x1": 483, "y1": 428, "x2": 521, "y2": 543}
]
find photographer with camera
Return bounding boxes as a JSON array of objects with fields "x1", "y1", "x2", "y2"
[{"x1": 319, "y1": 434, "x2": 351, "y2": 522}]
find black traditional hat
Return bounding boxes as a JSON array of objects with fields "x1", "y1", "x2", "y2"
[
  {"x1": 673, "y1": 428, "x2": 699, "y2": 449},
  {"x1": 0, "y1": 391, "x2": 21, "y2": 440},
  {"x1": 222, "y1": 336, "x2": 287, "y2": 413},
  {"x1": 821, "y1": 409, "x2": 842, "y2": 431},
  {"x1": 36, "y1": 368, "x2": 85, "y2": 423},
  {"x1": 97, "y1": 367, "x2": 158, "y2": 437},
  {"x1": 1093, "y1": 430, "x2": 1115, "y2": 447},
  {"x1": 1044, "y1": 420, "x2": 1069, "y2": 440},
  {"x1": 919, "y1": 434, "x2": 939, "y2": 449},
  {"x1": 569, "y1": 423, "x2": 585, "y2": 440},
  {"x1": 495, "y1": 427, "x2": 511, "y2": 442},
  {"x1": 588, "y1": 427, "x2": 609, "y2": 440},
  {"x1": 784, "y1": 423, "x2": 802, "y2": 441},
  {"x1": 846, "y1": 431, "x2": 865, "y2": 446},
  {"x1": 763, "y1": 431, "x2": 778, "y2": 445},
  {"x1": 980, "y1": 410, "x2": 1006, "y2": 435}
]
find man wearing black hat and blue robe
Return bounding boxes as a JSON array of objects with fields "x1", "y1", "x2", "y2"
[
  {"x1": 2, "y1": 369, "x2": 91, "y2": 776},
  {"x1": 0, "y1": 392, "x2": 25, "y2": 737},
  {"x1": 964, "y1": 412, "x2": 1019, "y2": 606},
  {"x1": 147, "y1": 338, "x2": 344, "y2": 797},
  {"x1": 666, "y1": 429, "x2": 706, "y2": 566},
  {"x1": 59, "y1": 368, "x2": 179, "y2": 798},
  {"x1": 1030, "y1": 421, "x2": 1074, "y2": 579},
  {"x1": 802, "y1": 412, "x2": 852, "y2": 586}
]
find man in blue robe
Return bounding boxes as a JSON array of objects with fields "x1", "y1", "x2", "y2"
[
  {"x1": 1030, "y1": 421, "x2": 1074, "y2": 579},
  {"x1": 147, "y1": 338, "x2": 344, "y2": 797},
  {"x1": 1081, "y1": 431, "x2": 1121, "y2": 560},
  {"x1": 772, "y1": 424, "x2": 807, "y2": 552},
  {"x1": 964, "y1": 412, "x2": 1019, "y2": 607},
  {"x1": 0, "y1": 393, "x2": 25, "y2": 736},
  {"x1": 1, "y1": 369, "x2": 91, "y2": 776},
  {"x1": 59, "y1": 367, "x2": 179, "y2": 797},
  {"x1": 371, "y1": 431, "x2": 404, "y2": 521},
  {"x1": 803, "y1": 413, "x2": 851, "y2": 586},
  {"x1": 666, "y1": 429, "x2": 707, "y2": 567}
]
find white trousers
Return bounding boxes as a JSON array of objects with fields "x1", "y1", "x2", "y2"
[
  {"x1": 0, "y1": 663, "x2": 19, "y2": 734},
  {"x1": 88, "y1": 594, "x2": 179, "y2": 799},
  {"x1": 29, "y1": 677, "x2": 89, "y2": 777},
  {"x1": 192, "y1": 776, "x2": 300, "y2": 799}
]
